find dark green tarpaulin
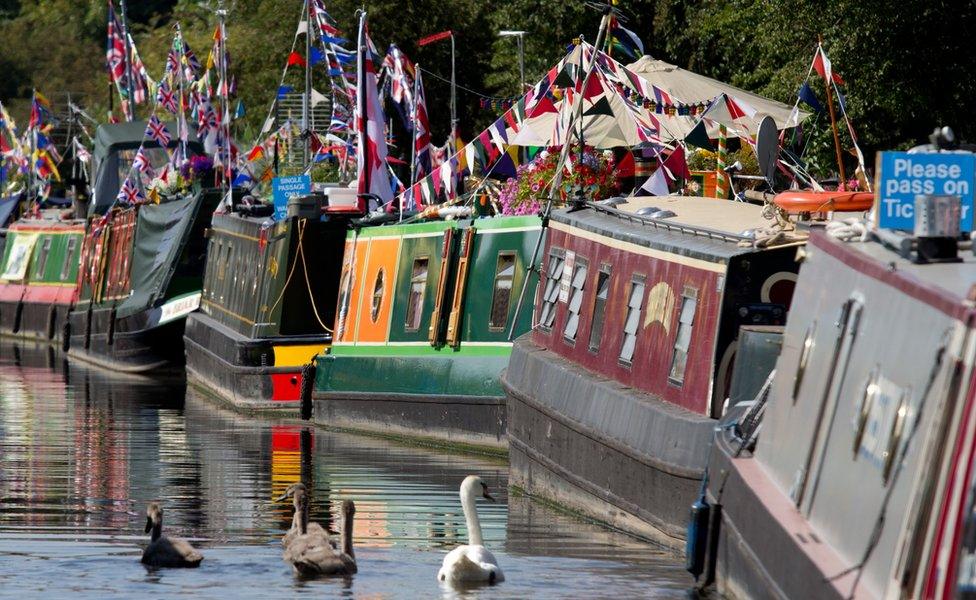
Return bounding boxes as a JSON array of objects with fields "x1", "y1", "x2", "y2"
[
  {"x1": 116, "y1": 190, "x2": 202, "y2": 318},
  {"x1": 92, "y1": 121, "x2": 202, "y2": 214}
]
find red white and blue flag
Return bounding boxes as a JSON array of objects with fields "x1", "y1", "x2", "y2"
[
  {"x1": 106, "y1": 1, "x2": 127, "y2": 85},
  {"x1": 412, "y1": 68, "x2": 432, "y2": 185},
  {"x1": 145, "y1": 115, "x2": 171, "y2": 147},
  {"x1": 355, "y1": 12, "x2": 393, "y2": 207},
  {"x1": 157, "y1": 81, "x2": 178, "y2": 114},
  {"x1": 117, "y1": 176, "x2": 142, "y2": 204}
]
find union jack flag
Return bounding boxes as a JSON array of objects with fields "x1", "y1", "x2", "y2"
[
  {"x1": 145, "y1": 116, "x2": 171, "y2": 147},
  {"x1": 157, "y1": 82, "x2": 178, "y2": 114},
  {"x1": 117, "y1": 176, "x2": 142, "y2": 204},
  {"x1": 106, "y1": 1, "x2": 127, "y2": 85},
  {"x1": 355, "y1": 13, "x2": 393, "y2": 207},
  {"x1": 132, "y1": 148, "x2": 151, "y2": 173}
]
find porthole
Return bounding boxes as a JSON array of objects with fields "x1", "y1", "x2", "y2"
[{"x1": 370, "y1": 268, "x2": 385, "y2": 323}]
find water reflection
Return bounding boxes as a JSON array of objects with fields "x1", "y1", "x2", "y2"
[{"x1": 0, "y1": 341, "x2": 693, "y2": 598}]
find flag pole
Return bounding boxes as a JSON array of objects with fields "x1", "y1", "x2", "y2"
[
  {"x1": 406, "y1": 64, "x2": 420, "y2": 222},
  {"x1": 120, "y1": 0, "x2": 135, "y2": 120},
  {"x1": 819, "y1": 36, "x2": 846, "y2": 189},
  {"x1": 508, "y1": 6, "x2": 612, "y2": 342}
]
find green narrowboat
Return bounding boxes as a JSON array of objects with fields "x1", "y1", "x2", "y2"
[
  {"x1": 184, "y1": 211, "x2": 347, "y2": 408},
  {"x1": 0, "y1": 215, "x2": 85, "y2": 342},
  {"x1": 64, "y1": 121, "x2": 217, "y2": 372},
  {"x1": 312, "y1": 214, "x2": 543, "y2": 450}
]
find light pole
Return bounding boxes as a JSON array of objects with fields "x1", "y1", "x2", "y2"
[{"x1": 498, "y1": 30, "x2": 526, "y2": 92}]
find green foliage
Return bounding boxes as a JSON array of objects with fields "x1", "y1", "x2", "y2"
[{"x1": 1, "y1": 0, "x2": 974, "y2": 180}]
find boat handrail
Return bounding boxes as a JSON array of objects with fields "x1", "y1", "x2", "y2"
[{"x1": 584, "y1": 201, "x2": 753, "y2": 244}]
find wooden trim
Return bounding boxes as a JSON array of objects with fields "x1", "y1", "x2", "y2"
[
  {"x1": 446, "y1": 227, "x2": 476, "y2": 348},
  {"x1": 428, "y1": 228, "x2": 454, "y2": 346}
]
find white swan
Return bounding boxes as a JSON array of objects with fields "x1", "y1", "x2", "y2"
[{"x1": 437, "y1": 475, "x2": 504, "y2": 585}]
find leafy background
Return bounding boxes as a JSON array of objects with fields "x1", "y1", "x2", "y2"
[{"x1": 1, "y1": 0, "x2": 974, "y2": 176}]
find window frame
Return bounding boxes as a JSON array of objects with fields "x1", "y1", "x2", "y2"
[
  {"x1": 60, "y1": 237, "x2": 78, "y2": 282},
  {"x1": 618, "y1": 274, "x2": 647, "y2": 367},
  {"x1": 488, "y1": 251, "x2": 518, "y2": 332},
  {"x1": 370, "y1": 267, "x2": 386, "y2": 324},
  {"x1": 562, "y1": 256, "x2": 589, "y2": 345},
  {"x1": 34, "y1": 237, "x2": 53, "y2": 280},
  {"x1": 404, "y1": 255, "x2": 430, "y2": 332},
  {"x1": 537, "y1": 247, "x2": 566, "y2": 333},
  {"x1": 668, "y1": 286, "x2": 700, "y2": 386},
  {"x1": 588, "y1": 263, "x2": 612, "y2": 353}
]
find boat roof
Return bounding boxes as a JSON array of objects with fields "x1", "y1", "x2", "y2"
[
  {"x1": 551, "y1": 195, "x2": 790, "y2": 263},
  {"x1": 818, "y1": 231, "x2": 976, "y2": 304}
]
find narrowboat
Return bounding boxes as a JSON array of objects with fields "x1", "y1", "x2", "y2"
[
  {"x1": 184, "y1": 204, "x2": 348, "y2": 410},
  {"x1": 701, "y1": 205, "x2": 976, "y2": 598},
  {"x1": 311, "y1": 214, "x2": 543, "y2": 451},
  {"x1": 65, "y1": 121, "x2": 217, "y2": 372},
  {"x1": 0, "y1": 213, "x2": 85, "y2": 343},
  {"x1": 501, "y1": 196, "x2": 803, "y2": 548}
]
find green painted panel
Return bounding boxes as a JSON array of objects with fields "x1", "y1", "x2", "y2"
[
  {"x1": 387, "y1": 232, "x2": 445, "y2": 342},
  {"x1": 328, "y1": 343, "x2": 511, "y2": 357},
  {"x1": 350, "y1": 219, "x2": 456, "y2": 239},
  {"x1": 1, "y1": 229, "x2": 83, "y2": 285},
  {"x1": 315, "y1": 351, "x2": 511, "y2": 397},
  {"x1": 459, "y1": 225, "x2": 543, "y2": 342}
]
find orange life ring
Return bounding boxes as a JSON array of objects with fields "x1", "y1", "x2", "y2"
[{"x1": 773, "y1": 191, "x2": 874, "y2": 214}]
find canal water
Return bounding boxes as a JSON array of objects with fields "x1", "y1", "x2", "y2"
[{"x1": 0, "y1": 342, "x2": 693, "y2": 598}]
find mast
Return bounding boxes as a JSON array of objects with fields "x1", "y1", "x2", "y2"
[
  {"x1": 449, "y1": 32, "x2": 457, "y2": 145},
  {"x1": 303, "y1": 0, "x2": 312, "y2": 169},
  {"x1": 819, "y1": 37, "x2": 846, "y2": 189},
  {"x1": 120, "y1": 0, "x2": 135, "y2": 120},
  {"x1": 217, "y1": 2, "x2": 230, "y2": 201},
  {"x1": 406, "y1": 63, "x2": 420, "y2": 221}
]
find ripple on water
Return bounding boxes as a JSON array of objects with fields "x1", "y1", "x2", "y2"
[{"x1": 0, "y1": 343, "x2": 694, "y2": 598}]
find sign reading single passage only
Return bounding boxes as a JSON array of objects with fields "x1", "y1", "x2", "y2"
[
  {"x1": 272, "y1": 175, "x2": 311, "y2": 221},
  {"x1": 878, "y1": 152, "x2": 975, "y2": 231}
]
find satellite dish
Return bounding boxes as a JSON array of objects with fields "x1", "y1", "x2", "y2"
[{"x1": 755, "y1": 114, "x2": 779, "y2": 185}]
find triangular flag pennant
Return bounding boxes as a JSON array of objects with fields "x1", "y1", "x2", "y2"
[
  {"x1": 683, "y1": 119, "x2": 714, "y2": 150},
  {"x1": 798, "y1": 81, "x2": 823, "y2": 114},
  {"x1": 662, "y1": 146, "x2": 691, "y2": 180},
  {"x1": 639, "y1": 167, "x2": 669, "y2": 197},
  {"x1": 583, "y1": 96, "x2": 614, "y2": 117},
  {"x1": 310, "y1": 88, "x2": 328, "y2": 107}
]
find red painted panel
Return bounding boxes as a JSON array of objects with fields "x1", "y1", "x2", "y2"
[
  {"x1": 270, "y1": 371, "x2": 302, "y2": 401},
  {"x1": 23, "y1": 285, "x2": 74, "y2": 305},
  {"x1": 534, "y1": 227, "x2": 721, "y2": 415},
  {"x1": 0, "y1": 284, "x2": 26, "y2": 303}
]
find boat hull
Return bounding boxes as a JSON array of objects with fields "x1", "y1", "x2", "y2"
[
  {"x1": 0, "y1": 295, "x2": 72, "y2": 343},
  {"x1": 312, "y1": 350, "x2": 509, "y2": 450},
  {"x1": 66, "y1": 305, "x2": 185, "y2": 373},
  {"x1": 184, "y1": 311, "x2": 324, "y2": 411},
  {"x1": 502, "y1": 335, "x2": 714, "y2": 550}
]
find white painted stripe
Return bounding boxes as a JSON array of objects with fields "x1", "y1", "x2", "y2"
[
  {"x1": 359, "y1": 231, "x2": 446, "y2": 241},
  {"x1": 550, "y1": 220, "x2": 728, "y2": 273}
]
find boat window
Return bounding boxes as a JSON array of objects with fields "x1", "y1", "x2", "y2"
[
  {"x1": 562, "y1": 258, "x2": 588, "y2": 343},
  {"x1": 588, "y1": 265, "x2": 612, "y2": 352},
  {"x1": 370, "y1": 268, "x2": 385, "y2": 323},
  {"x1": 405, "y1": 257, "x2": 429, "y2": 331},
  {"x1": 489, "y1": 252, "x2": 517, "y2": 331},
  {"x1": 60, "y1": 237, "x2": 78, "y2": 281},
  {"x1": 669, "y1": 287, "x2": 699, "y2": 384},
  {"x1": 33, "y1": 237, "x2": 53, "y2": 279},
  {"x1": 538, "y1": 248, "x2": 565, "y2": 331},
  {"x1": 619, "y1": 276, "x2": 646, "y2": 365},
  {"x1": 792, "y1": 321, "x2": 817, "y2": 403}
]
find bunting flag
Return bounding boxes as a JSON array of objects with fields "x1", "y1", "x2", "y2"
[
  {"x1": 798, "y1": 81, "x2": 823, "y2": 113},
  {"x1": 132, "y1": 148, "x2": 151, "y2": 173},
  {"x1": 639, "y1": 167, "x2": 669, "y2": 196},
  {"x1": 812, "y1": 45, "x2": 844, "y2": 85},
  {"x1": 127, "y1": 33, "x2": 151, "y2": 105},
  {"x1": 117, "y1": 176, "x2": 142, "y2": 204},
  {"x1": 73, "y1": 138, "x2": 91, "y2": 163},
  {"x1": 145, "y1": 115, "x2": 171, "y2": 146},
  {"x1": 412, "y1": 68, "x2": 432, "y2": 183},
  {"x1": 355, "y1": 12, "x2": 393, "y2": 207},
  {"x1": 157, "y1": 81, "x2": 178, "y2": 114}
]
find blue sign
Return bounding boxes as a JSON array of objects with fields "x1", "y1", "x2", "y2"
[
  {"x1": 878, "y1": 152, "x2": 975, "y2": 231},
  {"x1": 271, "y1": 175, "x2": 311, "y2": 221}
]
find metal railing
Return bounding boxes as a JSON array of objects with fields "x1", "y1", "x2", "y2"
[{"x1": 584, "y1": 201, "x2": 752, "y2": 244}]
